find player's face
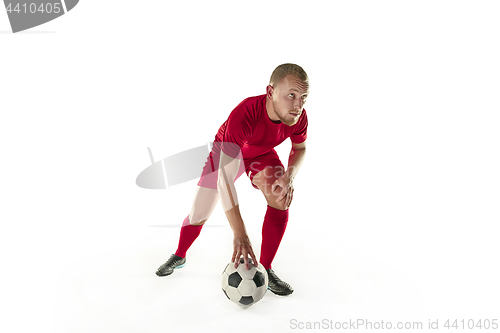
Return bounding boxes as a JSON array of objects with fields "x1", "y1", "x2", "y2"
[{"x1": 271, "y1": 75, "x2": 309, "y2": 126}]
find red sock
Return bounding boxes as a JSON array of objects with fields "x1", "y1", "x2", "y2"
[
  {"x1": 259, "y1": 205, "x2": 289, "y2": 270},
  {"x1": 175, "y1": 216, "x2": 203, "y2": 258}
]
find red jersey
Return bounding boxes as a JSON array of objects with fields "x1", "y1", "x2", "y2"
[{"x1": 213, "y1": 94, "x2": 308, "y2": 162}]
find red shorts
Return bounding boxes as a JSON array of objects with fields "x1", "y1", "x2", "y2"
[{"x1": 197, "y1": 148, "x2": 284, "y2": 190}]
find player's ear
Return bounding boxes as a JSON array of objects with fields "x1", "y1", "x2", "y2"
[{"x1": 266, "y1": 84, "x2": 274, "y2": 99}]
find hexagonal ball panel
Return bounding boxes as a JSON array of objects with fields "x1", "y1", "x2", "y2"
[
  {"x1": 252, "y1": 285, "x2": 267, "y2": 302},
  {"x1": 236, "y1": 263, "x2": 257, "y2": 280},
  {"x1": 223, "y1": 262, "x2": 237, "y2": 275},
  {"x1": 224, "y1": 285, "x2": 241, "y2": 302},
  {"x1": 238, "y1": 279, "x2": 257, "y2": 296},
  {"x1": 221, "y1": 272, "x2": 229, "y2": 290},
  {"x1": 222, "y1": 288, "x2": 230, "y2": 300}
]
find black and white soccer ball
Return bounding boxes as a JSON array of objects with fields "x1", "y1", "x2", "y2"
[{"x1": 221, "y1": 258, "x2": 268, "y2": 306}]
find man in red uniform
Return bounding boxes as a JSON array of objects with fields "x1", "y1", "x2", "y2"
[{"x1": 156, "y1": 63, "x2": 309, "y2": 296}]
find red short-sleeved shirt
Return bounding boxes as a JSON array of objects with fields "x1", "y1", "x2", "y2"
[{"x1": 213, "y1": 94, "x2": 308, "y2": 162}]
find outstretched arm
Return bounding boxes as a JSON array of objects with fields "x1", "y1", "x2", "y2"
[{"x1": 217, "y1": 150, "x2": 257, "y2": 270}]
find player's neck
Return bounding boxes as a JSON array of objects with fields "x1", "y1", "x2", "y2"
[{"x1": 265, "y1": 98, "x2": 281, "y2": 124}]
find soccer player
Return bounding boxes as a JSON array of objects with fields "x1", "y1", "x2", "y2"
[{"x1": 156, "y1": 63, "x2": 309, "y2": 296}]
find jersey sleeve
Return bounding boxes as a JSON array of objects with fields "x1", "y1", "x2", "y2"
[
  {"x1": 290, "y1": 110, "x2": 308, "y2": 144},
  {"x1": 221, "y1": 103, "x2": 253, "y2": 159}
]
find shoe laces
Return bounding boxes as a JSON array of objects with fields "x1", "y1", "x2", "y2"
[{"x1": 167, "y1": 254, "x2": 182, "y2": 266}]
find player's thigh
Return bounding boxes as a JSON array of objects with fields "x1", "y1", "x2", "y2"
[
  {"x1": 188, "y1": 186, "x2": 220, "y2": 225},
  {"x1": 251, "y1": 165, "x2": 288, "y2": 211}
]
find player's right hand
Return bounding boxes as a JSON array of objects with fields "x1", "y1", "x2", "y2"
[{"x1": 232, "y1": 233, "x2": 258, "y2": 270}]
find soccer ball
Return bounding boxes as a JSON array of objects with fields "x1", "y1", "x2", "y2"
[{"x1": 221, "y1": 258, "x2": 268, "y2": 306}]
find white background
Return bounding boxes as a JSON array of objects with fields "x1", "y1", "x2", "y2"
[{"x1": 1, "y1": 1, "x2": 499, "y2": 332}]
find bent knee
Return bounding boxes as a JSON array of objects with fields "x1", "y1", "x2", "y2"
[
  {"x1": 189, "y1": 219, "x2": 207, "y2": 226},
  {"x1": 267, "y1": 199, "x2": 289, "y2": 211},
  {"x1": 188, "y1": 212, "x2": 208, "y2": 226}
]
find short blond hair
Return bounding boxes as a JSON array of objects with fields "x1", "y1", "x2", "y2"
[{"x1": 269, "y1": 63, "x2": 308, "y2": 87}]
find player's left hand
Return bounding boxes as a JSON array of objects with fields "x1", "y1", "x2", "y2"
[{"x1": 272, "y1": 175, "x2": 294, "y2": 209}]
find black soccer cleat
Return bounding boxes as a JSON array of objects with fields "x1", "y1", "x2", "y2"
[
  {"x1": 155, "y1": 254, "x2": 186, "y2": 277},
  {"x1": 266, "y1": 269, "x2": 294, "y2": 296}
]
